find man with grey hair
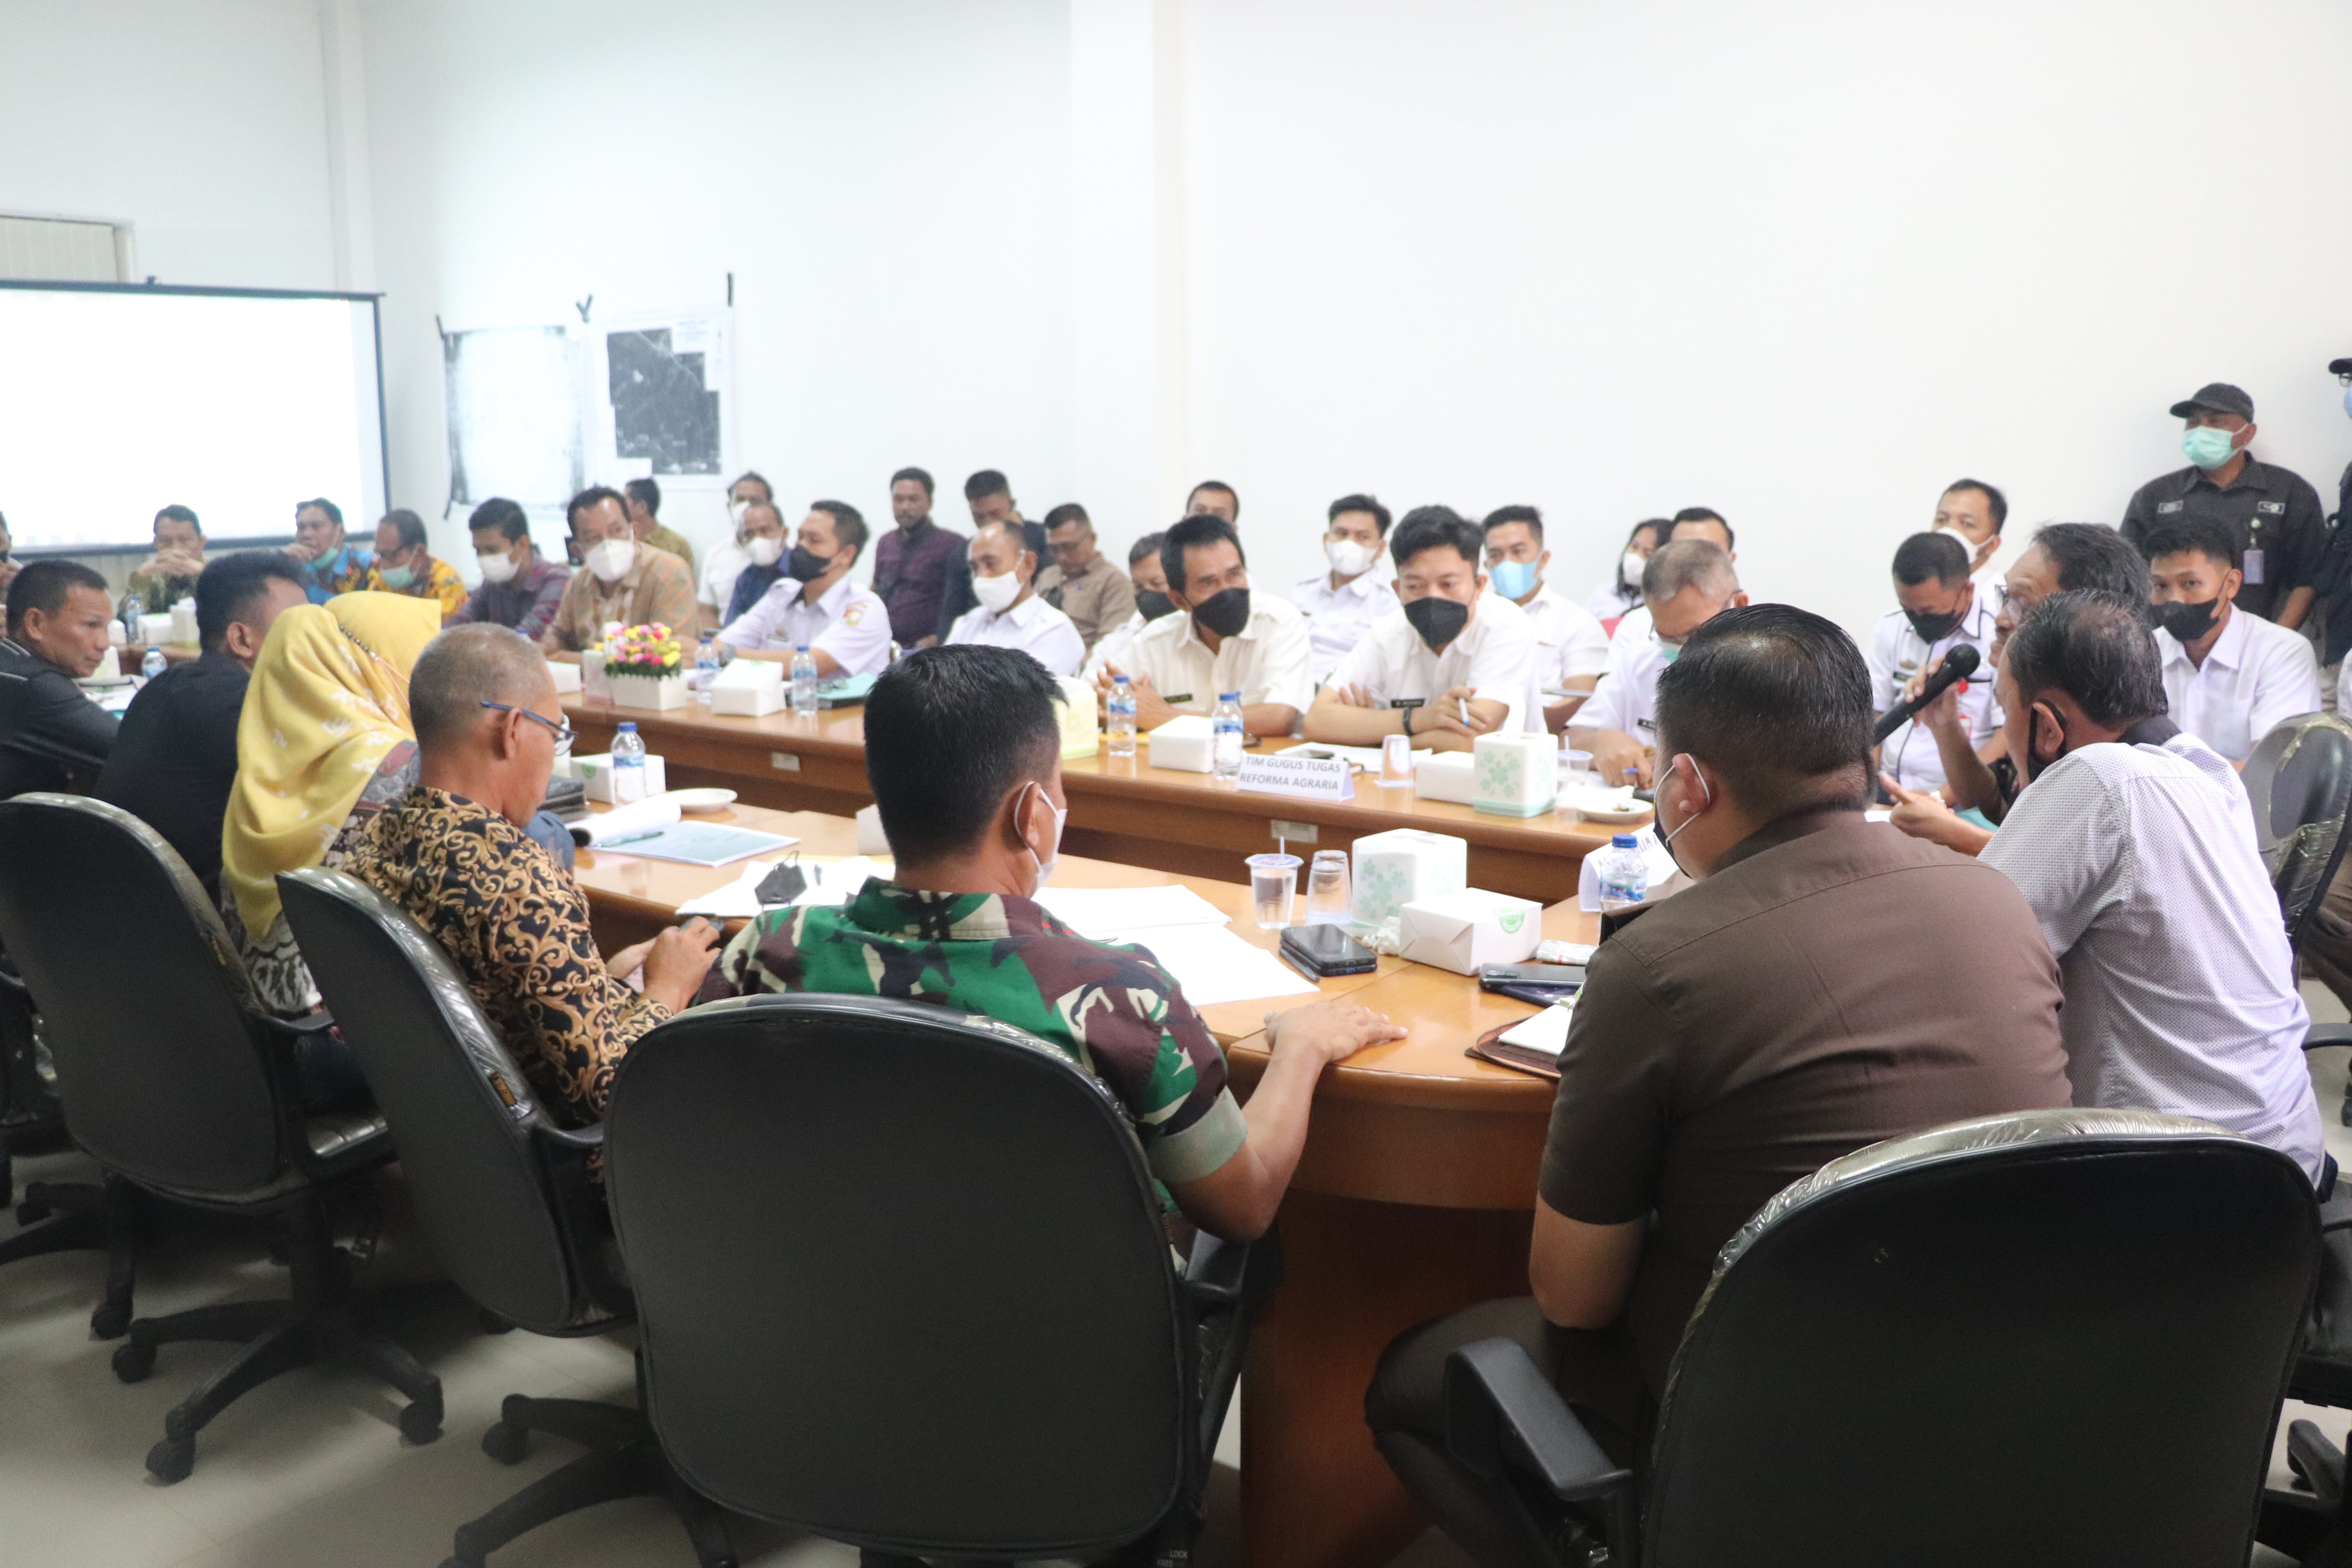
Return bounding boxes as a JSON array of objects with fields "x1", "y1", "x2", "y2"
[
  {"x1": 343, "y1": 624, "x2": 719, "y2": 1128},
  {"x1": 1569, "y1": 541, "x2": 1747, "y2": 787}
]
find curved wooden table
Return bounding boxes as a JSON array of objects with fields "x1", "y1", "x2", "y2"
[{"x1": 563, "y1": 695, "x2": 1635, "y2": 907}]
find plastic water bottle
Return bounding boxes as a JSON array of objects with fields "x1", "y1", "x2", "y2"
[
  {"x1": 1212, "y1": 691, "x2": 1245, "y2": 780},
  {"x1": 1107, "y1": 675, "x2": 1137, "y2": 757},
  {"x1": 695, "y1": 633, "x2": 719, "y2": 699},
  {"x1": 1595, "y1": 833, "x2": 1649, "y2": 913},
  {"x1": 790, "y1": 646, "x2": 819, "y2": 716},
  {"x1": 122, "y1": 592, "x2": 143, "y2": 644},
  {"x1": 610, "y1": 722, "x2": 647, "y2": 804},
  {"x1": 140, "y1": 648, "x2": 167, "y2": 682}
]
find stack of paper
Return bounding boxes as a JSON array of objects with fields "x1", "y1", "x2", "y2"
[
  {"x1": 673, "y1": 856, "x2": 883, "y2": 919},
  {"x1": 1036, "y1": 883, "x2": 1315, "y2": 1007},
  {"x1": 1034, "y1": 884, "x2": 1231, "y2": 939}
]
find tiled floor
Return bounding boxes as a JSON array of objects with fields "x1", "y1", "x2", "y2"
[{"x1": 7, "y1": 992, "x2": 2352, "y2": 1568}]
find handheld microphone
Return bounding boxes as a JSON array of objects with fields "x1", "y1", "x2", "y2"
[{"x1": 1871, "y1": 644, "x2": 1981, "y2": 744}]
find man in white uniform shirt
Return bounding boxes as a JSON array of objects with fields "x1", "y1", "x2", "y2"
[
  {"x1": 1603, "y1": 508, "x2": 1734, "y2": 664},
  {"x1": 1292, "y1": 494, "x2": 1402, "y2": 682},
  {"x1": 2146, "y1": 517, "x2": 2320, "y2": 764},
  {"x1": 715, "y1": 501, "x2": 892, "y2": 677},
  {"x1": 943, "y1": 519, "x2": 1084, "y2": 676},
  {"x1": 1306, "y1": 507, "x2": 1538, "y2": 753},
  {"x1": 1097, "y1": 514, "x2": 1312, "y2": 738},
  {"x1": 1980, "y1": 592, "x2": 2325, "y2": 1185},
  {"x1": 1869, "y1": 531, "x2": 1999, "y2": 793},
  {"x1": 1572, "y1": 541, "x2": 1746, "y2": 787},
  {"x1": 1482, "y1": 505, "x2": 1611, "y2": 730}
]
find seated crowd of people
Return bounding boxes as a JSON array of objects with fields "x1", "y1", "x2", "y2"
[{"x1": 2, "y1": 366, "x2": 2351, "y2": 1563}]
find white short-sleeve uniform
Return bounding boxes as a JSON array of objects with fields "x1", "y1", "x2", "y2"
[
  {"x1": 1517, "y1": 586, "x2": 1613, "y2": 694},
  {"x1": 2157, "y1": 606, "x2": 2321, "y2": 762},
  {"x1": 699, "y1": 538, "x2": 750, "y2": 612},
  {"x1": 1123, "y1": 592, "x2": 1314, "y2": 717},
  {"x1": 1866, "y1": 588, "x2": 2000, "y2": 793},
  {"x1": 1291, "y1": 569, "x2": 1401, "y2": 684},
  {"x1": 717, "y1": 573, "x2": 893, "y2": 675},
  {"x1": 1327, "y1": 593, "x2": 1542, "y2": 735},
  {"x1": 1573, "y1": 634, "x2": 1669, "y2": 771},
  {"x1": 944, "y1": 592, "x2": 1086, "y2": 676}
]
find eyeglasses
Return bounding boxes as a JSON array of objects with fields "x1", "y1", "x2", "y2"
[{"x1": 481, "y1": 701, "x2": 574, "y2": 755}]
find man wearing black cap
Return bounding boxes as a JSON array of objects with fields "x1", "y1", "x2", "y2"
[{"x1": 2120, "y1": 382, "x2": 2325, "y2": 630}]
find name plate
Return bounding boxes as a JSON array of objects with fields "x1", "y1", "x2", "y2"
[{"x1": 1236, "y1": 752, "x2": 1355, "y2": 802}]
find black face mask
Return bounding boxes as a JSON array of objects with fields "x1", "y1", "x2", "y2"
[
  {"x1": 2156, "y1": 596, "x2": 2222, "y2": 644},
  {"x1": 1191, "y1": 586, "x2": 1252, "y2": 639},
  {"x1": 1403, "y1": 594, "x2": 1471, "y2": 652},
  {"x1": 788, "y1": 546, "x2": 833, "y2": 583},
  {"x1": 1135, "y1": 588, "x2": 1177, "y2": 622},
  {"x1": 1903, "y1": 606, "x2": 1965, "y2": 645}
]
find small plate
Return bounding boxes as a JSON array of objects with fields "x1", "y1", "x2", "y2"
[
  {"x1": 1576, "y1": 800, "x2": 1653, "y2": 824},
  {"x1": 668, "y1": 788, "x2": 739, "y2": 814}
]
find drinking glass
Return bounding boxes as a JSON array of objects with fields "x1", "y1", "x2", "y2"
[
  {"x1": 1305, "y1": 850, "x2": 1352, "y2": 925},
  {"x1": 1380, "y1": 731, "x2": 1414, "y2": 787},
  {"x1": 1244, "y1": 853, "x2": 1302, "y2": 930}
]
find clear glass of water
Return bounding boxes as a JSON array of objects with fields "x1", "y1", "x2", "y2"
[
  {"x1": 1305, "y1": 850, "x2": 1352, "y2": 925},
  {"x1": 1561, "y1": 748, "x2": 1594, "y2": 791},
  {"x1": 1244, "y1": 853, "x2": 1302, "y2": 930},
  {"x1": 1381, "y1": 731, "x2": 1414, "y2": 787}
]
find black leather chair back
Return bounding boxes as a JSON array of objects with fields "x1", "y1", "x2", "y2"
[
  {"x1": 277, "y1": 867, "x2": 591, "y2": 1334},
  {"x1": 2244, "y1": 711, "x2": 2352, "y2": 944},
  {"x1": 606, "y1": 994, "x2": 1188, "y2": 1559},
  {"x1": 1643, "y1": 1109, "x2": 2318, "y2": 1568},
  {"x1": 0, "y1": 795, "x2": 281, "y2": 1193}
]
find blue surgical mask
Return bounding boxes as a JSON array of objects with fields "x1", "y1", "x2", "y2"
[
  {"x1": 2182, "y1": 426, "x2": 2239, "y2": 469},
  {"x1": 1489, "y1": 559, "x2": 1539, "y2": 600},
  {"x1": 377, "y1": 563, "x2": 417, "y2": 590},
  {"x1": 1653, "y1": 632, "x2": 1682, "y2": 664},
  {"x1": 2341, "y1": 385, "x2": 2352, "y2": 421}
]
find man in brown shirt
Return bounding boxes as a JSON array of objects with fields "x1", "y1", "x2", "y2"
[
  {"x1": 1034, "y1": 502, "x2": 1136, "y2": 653},
  {"x1": 543, "y1": 485, "x2": 699, "y2": 657},
  {"x1": 1367, "y1": 604, "x2": 2071, "y2": 1564}
]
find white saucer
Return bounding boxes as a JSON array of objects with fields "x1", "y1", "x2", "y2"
[{"x1": 668, "y1": 788, "x2": 739, "y2": 813}]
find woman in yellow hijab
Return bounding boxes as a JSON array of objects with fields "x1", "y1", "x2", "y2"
[{"x1": 220, "y1": 591, "x2": 441, "y2": 1018}]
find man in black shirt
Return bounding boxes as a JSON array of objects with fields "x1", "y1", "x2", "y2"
[
  {"x1": 2120, "y1": 382, "x2": 2326, "y2": 629},
  {"x1": 95, "y1": 553, "x2": 309, "y2": 895},
  {"x1": 0, "y1": 560, "x2": 120, "y2": 799}
]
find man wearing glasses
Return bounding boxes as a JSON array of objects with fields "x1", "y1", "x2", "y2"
[
  {"x1": 344, "y1": 624, "x2": 719, "y2": 1131},
  {"x1": 1569, "y1": 540, "x2": 1746, "y2": 789}
]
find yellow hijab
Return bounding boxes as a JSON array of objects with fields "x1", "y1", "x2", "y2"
[{"x1": 221, "y1": 592, "x2": 442, "y2": 940}]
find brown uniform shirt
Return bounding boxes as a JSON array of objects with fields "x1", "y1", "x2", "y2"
[
  {"x1": 1539, "y1": 808, "x2": 2071, "y2": 1392},
  {"x1": 541, "y1": 543, "x2": 699, "y2": 653},
  {"x1": 1036, "y1": 555, "x2": 1138, "y2": 652}
]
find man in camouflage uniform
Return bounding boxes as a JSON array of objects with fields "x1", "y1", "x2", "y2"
[{"x1": 702, "y1": 643, "x2": 1402, "y2": 1241}]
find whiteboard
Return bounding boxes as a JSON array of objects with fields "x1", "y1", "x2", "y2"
[{"x1": 0, "y1": 283, "x2": 385, "y2": 549}]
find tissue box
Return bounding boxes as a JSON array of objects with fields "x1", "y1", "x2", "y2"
[
  {"x1": 709, "y1": 659, "x2": 784, "y2": 717},
  {"x1": 138, "y1": 613, "x2": 173, "y2": 646},
  {"x1": 548, "y1": 660, "x2": 582, "y2": 695},
  {"x1": 575, "y1": 752, "x2": 666, "y2": 802},
  {"x1": 855, "y1": 803, "x2": 892, "y2": 855},
  {"x1": 581, "y1": 650, "x2": 609, "y2": 700},
  {"x1": 1056, "y1": 675, "x2": 1099, "y2": 759},
  {"x1": 1351, "y1": 828, "x2": 1469, "y2": 926},
  {"x1": 1147, "y1": 715, "x2": 1215, "y2": 773},
  {"x1": 1397, "y1": 888, "x2": 1544, "y2": 975},
  {"x1": 169, "y1": 600, "x2": 198, "y2": 645},
  {"x1": 1414, "y1": 752, "x2": 1477, "y2": 805},
  {"x1": 1473, "y1": 731, "x2": 1559, "y2": 817}
]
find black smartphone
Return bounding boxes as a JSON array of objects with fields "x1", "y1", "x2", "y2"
[
  {"x1": 1279, "y1": 922, "x2": 1378, "y2": 978},
  {"x1": 1478, "y1": 963, "x2": 1586, "y2": 989}
]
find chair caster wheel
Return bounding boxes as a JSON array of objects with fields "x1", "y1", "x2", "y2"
[
  {"x1": 89, "y1": 1301, "x2": 131, "y2": 1340},
  {"x1": 399, "y1": 1399, "x2": 444, "y2": 1445},
  {"x1": 480, "y1": 1421, "x2": 529, "y2": 1464},
  {"x1": 112, "y1": 1340, "x2": 156, "y2": 1383},
  {"x1": 146, "y1": 1436, "x2": 194, "y2": 1484}
]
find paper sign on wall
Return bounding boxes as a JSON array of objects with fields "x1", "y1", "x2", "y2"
[{"x1": 1236, "y1": 752, "x2": 1354, "y2": 802}]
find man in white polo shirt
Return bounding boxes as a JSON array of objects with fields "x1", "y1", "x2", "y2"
[
  {"x1": 715, "y1": 500, "x2": 893, "y2": 676},
  {"x1": 1098, "y1": 513, "x2": 1312, "y2": 738},
  {"x1": 944, "y1": 518, "x2": 1084, "y2": 675},
  {"x1": 1571, "y1": 540, "x2": 1745, "y2": 787},
  {"x1": 1305, "y1": 506, "x2": 1538, "y2": 754},
  {"x1": 1292, "y1": 494, "x2": 1401, "y2": 682},
  {"x1": 1869, "y1": 530, "x2": 1999, "y2": 793},
  {"x1": 1982, "y1": 591, "x2": 2325, "y2": 1185},
  {"x1": 1482, "y1": 504, "x2": 1610, "y2": 731},
  {"x1": 2146, "y1": 517, "x2": 2320, "y2": 764}
]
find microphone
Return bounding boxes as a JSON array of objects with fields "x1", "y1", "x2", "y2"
[{"x1": 1871, "y1": 644, "x2": 1981, "y2": 744}]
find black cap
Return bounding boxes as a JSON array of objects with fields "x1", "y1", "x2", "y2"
[
  {"x1": 2168, "y1": 382, "x2": 2254, "y2": 420},
  {"x1": 2330, "y1": 358, "x2": 2352, "y2": 377}
]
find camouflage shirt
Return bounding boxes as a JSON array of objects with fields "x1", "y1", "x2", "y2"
[{"x1": 703, "y1": 878, "x2": 1249, "y2": 1192}]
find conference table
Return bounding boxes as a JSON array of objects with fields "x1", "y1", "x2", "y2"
[
  {"x1": 572, "y1": 797, "x2": 1589, "y2": 1568},
  {"x1": 563, "y1": 694, "x2": 1636, "y2": 907}
]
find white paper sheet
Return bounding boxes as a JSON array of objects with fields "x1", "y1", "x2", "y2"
[
  {"x1": 1034, "y1": 884, "x2": 1232, "y2": 939},
  {"x1": 1498, "y1": 1004, "x2": 1574, "y2": 1056},
  {"x1": 671, "y1": 856, "x2": 884, "y2": 920},
  {"x1": 1277, "y1": 741, "x2": 1433, "y2": 772},
  {"x1": 1110, "y1": 924, "x2": 1319, "y2": 1007}
]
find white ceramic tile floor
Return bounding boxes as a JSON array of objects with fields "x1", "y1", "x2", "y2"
[{"x1": 13, "y1": 987, "x2": 2351, "y2": 1568}]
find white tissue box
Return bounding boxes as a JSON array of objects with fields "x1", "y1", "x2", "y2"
[
  {"x1": 576, "y1": 752, "x2": 666, "y2": 803},
  {"x1": 138, "y1": 613, "x2": 172, "y2": 646},
  {"x1": 1473, "y1": 731, "x2": 1559, "y2": 817},
  {"x1": 1414, "y1": 752, "x2": 1477, "y2": 805},
  {"x1": 1351, "y1": 828, "x2": 1469, "y2": 926},
  {"x1": 1056, "y1": 675, "x2": 1099, "y2": 759},
  {"x1": 581, "y1": 650, "x2": 609, "y2": 700},
  {"x1": 170, "y1": 600, "x2": 198, "y2": 645},
  {"x1": 1397, "y1": 888, "x2": 1544, "y2": 975},
  {"x1": 548, "y1": 660, "x2": 582, "y2": 695},
  {"x1": 856, "y1": 803, "x2": 892, "y2": 855},
  {"x1": 709, "y1": 659, "x2": 784, "y2": 717},
  {"x1": 1147, "y1": 715, "x2": 1215, "y2": 773}
]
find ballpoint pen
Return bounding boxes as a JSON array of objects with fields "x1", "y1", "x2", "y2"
[{"x1": 600, "y1": 829, "x2": 664, "y2": 848}]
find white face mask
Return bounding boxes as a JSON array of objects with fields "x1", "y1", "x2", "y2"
[
  {"x1": 1620, "y1": 550, "x2": 1648, "y2": 592},
  {"x1": 1022, "y1": 782, "x2": 1066, "y2": 893},
  {"x1": 585, "y1": 537, "x2": 637, "y2": 583},
  {"x1": 744, "y1": 535, "x2": 784, "y2": 568},
  {"x1": 476, "y1": 548, "x2": 521, "y2": 585},
  {"x1": 973, "y1": 569, "x2": 1023, "y2": 614},
  {"x1": 1327, "y1": 537, "x2": 1375, "y2": 577}
]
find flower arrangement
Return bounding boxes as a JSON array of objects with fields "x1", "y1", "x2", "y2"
[{"x1": 605, "y1": 622, "x2": 682, "y2": 675}]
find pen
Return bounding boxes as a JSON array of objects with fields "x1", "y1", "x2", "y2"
[
  {"x1": 1458, "y1": 696, "x2": 1470, "y2": 725},
  {"x1": 601, "y1": 829, "x2": 663, "y2": 848}
]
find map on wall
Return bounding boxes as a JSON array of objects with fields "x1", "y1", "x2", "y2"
[
  {"x1": 588, "y1": 308, "x2": 735, "y2": 486},
  {"x1": 442, "y1": 323, "x2": 584, "y2": 509}
]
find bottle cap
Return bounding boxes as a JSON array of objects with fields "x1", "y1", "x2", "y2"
[
  {"x1": 1612, "y1": 833, "x2": 1638, "y2": 848},
  {"x1": 796, "y1": 645, "x2": 810, "y2": 653},
  {"x1": 1221, "y1": 691, "x2": 1241, "y2": 701},
  {"x1": 1114, "y1": 674, "x2": 1130, "y2": 684},
  {"x1": 617, "y1": 721, "x2": 638, "y2": 732}
]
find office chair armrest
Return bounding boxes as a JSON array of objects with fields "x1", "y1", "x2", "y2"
[
  {"x1": 2308, "y1": 1024, "x2": 2352, "y2": 1051},
  {"x1": 1445, "y1": 1338, "x2": 1635, "y2": 1511},
  {"x1": 1182, "y1": 1229, "x2": 1261, "y2": 1305},
  {"x1": 259, "y1": 1007, "x2": 338, "y2": 1040},
  {"x1": 531, "y1": 1120, "x2": 606, "y2": 1153}
]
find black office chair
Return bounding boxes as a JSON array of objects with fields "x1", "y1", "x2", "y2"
[
  {"x1": 0, "y1": 795, "x2": 440, "y2": 1483},
  {"x1": 1441, "y1": 1109, "x2": 2318, "y2": 1568},
  {"x1": 276, "y1": 867, "x2": 732, "y2": 1568},
  {"x1": 2247, "y1": 712, "x2": 2352, "y2": 955},
  {"x1": 604, "y1": 994, "x2": 1276, "y2": 1567}
]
